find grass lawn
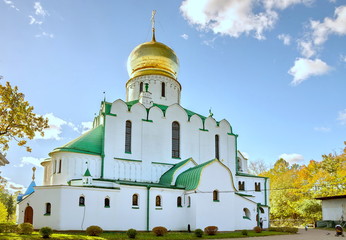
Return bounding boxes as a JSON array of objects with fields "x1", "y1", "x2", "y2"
[{"x1": 0, "y1": 230, "x2": 289, "y2": 239}]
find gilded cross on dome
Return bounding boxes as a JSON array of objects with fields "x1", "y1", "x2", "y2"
[{"x1": 151, "y1": 10, "x2": 156, "y2": 41}]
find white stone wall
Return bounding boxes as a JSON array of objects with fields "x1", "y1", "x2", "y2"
[
  {"x1": 126, "y1": 75, "x2": 181, "y2": 106},
  {"x1": 49, "y1": 152, "x2": 101, "y2": 185},
  {"x1": 321, "y1": 198, "x2": 346, "y2": 221},
  {"x1": 105, "y1": 99, "x2": 236, "y2": 183}
]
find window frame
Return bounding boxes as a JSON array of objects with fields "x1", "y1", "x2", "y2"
[
  {"x1": 125, "y1": 120, "x2": 132, "y2": 154},
  {"x1": 172, "y1": 121, "x2": 180, "y2": 158}
]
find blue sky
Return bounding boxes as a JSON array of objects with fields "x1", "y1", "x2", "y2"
[{"x1": 1, "y1": 0, "x2": 345, "y2": 192}]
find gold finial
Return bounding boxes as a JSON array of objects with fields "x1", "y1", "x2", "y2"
[
  {"x1": 151, "y1": 10, "x2": 157, "y2": 41},
  {"x1": 32, "y1": 167, "x2": 36, "y2": 181}
]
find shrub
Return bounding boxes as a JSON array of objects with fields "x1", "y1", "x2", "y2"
[
  {"x1": 18, "y1": 223, "x2": 34, "y2": 235},
  {"x1": 241, "y1": 229, "x2": 248, "y2": 236},
  {"x1": 268, "y1": 227, "x2": 298, "y2": 233},
  {"x1": 194, "y1": 228, "x2": 203, "y2": 238},
  {"x1": 253, "y1": 226, "x2": 262, "y2": 233},
  {"x1": 127, "y1": 228, "x2": 137, "y2": 239},
  {"x1": 86, "y1": 225, "x2": 103, "y2": 236},
  {"x1": 0, "y1": 223, "x2": 18, "y2": 233},
  {"x1": 39, "y1": 227, "x2": 53, "y2": 238},
  {"x1": 152, "y1": 226, "x2": 168, "y2": 236},
  {"x1": 204, "y1": 226, "x2": 218, "y2": 235}
]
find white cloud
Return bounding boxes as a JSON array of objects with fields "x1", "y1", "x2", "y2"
[
  {"x1": 314, "y1": 126, "x2": 331, "y2": 132},
  {"x1": 288, "y1": 58, "x2": 331, "y2": 85},
  {"x1": 15, "y1": 156, "x2": 44, "y2": 168},
  {"x1": 202, "y1": 36, "x2": 217, "y2": 47},
  {"x1": 310, "y1": 5, "x2": 346, "y2": 46},
  {"x1": 181, "y1": 33, "x2": 189, "y2": 40},
  {"x1": 3, "y1": 0, "x2": 19, "y2": 11},
  {"x1": 29, "y1": 15, "x2": 42, "y2": 25},
  {"x1": 180, "y1": 0, "x2": 310, "y2": 40},
  {"x1": 2, "y1": 177, "x2": 25, "y2": 194},
  {"x1": 278, "y1": 34, "x2": 291, "y2": 45},
  {"x1": 35, "y1": 113, "x2": 68, "y2": 140},
  {"x1": 279, "y1": 153, "x2": 304, "y2": 164},
  {"x1": 337, "y1": 109, "x2": 346, "y2": 125},
  {"x1": 340, "y1": 54, "x2": 346, "y2": 62},
  {"x1": 297, "y1": 40, "x2": 316, "y2": 58},
  {"x1": 81, "y1": 121, "x2": 93, "y2": 134},
  {"x1": 35, "y1": 31, "x2": 54, "y2": 38},
  {"x1": 34, "y1": 2, "x2": 48, "y2": 17}
]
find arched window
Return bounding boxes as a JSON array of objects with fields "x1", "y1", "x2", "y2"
[
  {"x1": 58, "y1": 159, "x2": 62, "y2": 173},
  {"x1": 213, "y1": 190, "x2": 219, "y2": 201},
  {"x1": 132, "y1": 194, "x2": 139, "y2": 206},
  {"x1": 125, "y1": 120, "x2": 132, "y2": 153},
  {"x1": 155, "y1": 195, "x2": 161, "y2": 207},
  {"x1": 45, "y1": 202, "x2": 51, "y2": 215},
  {"x1": 172, "y1": 121, "x2": 180, "y2": 158},
  {"x1": 238, "y1": 181, "x2": 245, "y2": 191},
  {"x1": 243, "y1": 208, "x2": 251, "y2": 219},
  {"x1": 187, "y1": 196, "x2": 191, "y2": 207},
  {"x1": 79, "y1": 196, "x2": 85, "y2": 206},
  {"x1": 104, "y1": 198, "x2": 110, "y2": 208},
  {"x1": 255, "y1": 182, "x2": 261, "y2": 191},
  {"x1": 139, "y1": 82, "x2": 143, "y2": 93},
  {"x1": 215, "y1": 135, "x2": 220, "y2": 160},
  {"x1": 177, "y1": 196, "x2": 182, "y2": 207},
  {"x1": 161, "y1": 82, "x2": 165, "y2": 97}
]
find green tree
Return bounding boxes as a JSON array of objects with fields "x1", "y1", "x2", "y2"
[
  {"x1": 0, "y1": 201, "x2": 8, "y2": 222},
  {"x1": 0, "y1": 78, "x2": 49, "y2": 152}
]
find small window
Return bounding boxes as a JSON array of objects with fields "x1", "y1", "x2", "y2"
[
  {"x1": 45, "y1": 203, "x2": 51, "y2": 215},
  {"x1": 132, "y1": 194, "x2": 139, "y2": 206},
  {"x1": 161, "y1": 82, "x2": 165, "y2": 97},
  {"x1": 155, "y1": 195, "x2": 161, "y2": 207},
  {"x1": 255, "y1": 182, "x2": 261, "y2": 191},
  {"x1": 104, "y1": 198, "x2": 110, "y2": 208},
  {"x1": 238, "y1": 181, "x2": 245, "y2": 191},
  {"x1": 79, "y1": 196, "x2": 85, "y2": 206},
  {"x1": 58, "y1": 159, "x2": 62, "y2": 173},
  {"x1": 172, "y1": 121, "x2": 180, "y2": 158},
  {"x1": 139, "y1": 82, "x2": 143, "y2": 93},
  {"x1": 177, "y1": 196, "x2": 182, "y2": 207},
  {"x1": 125, "y1": 120, "x2": 132, "y2": 153},
  {"x1": 187, "y1": 196, "x2": 191, "y2": 207},
  {"x1": 215, "y1": 135, "x2": 220, "y2": 160},
  {"x1": 213, "y1": 190, "x2": 219, "y2": 201},
  {"x1": 243, "y1": 208, "x2": 251, "y2": 219}
]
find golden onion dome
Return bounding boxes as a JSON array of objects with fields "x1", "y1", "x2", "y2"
[{"x1": 127, "y1": 39, "x2": 179, "y2": 80}]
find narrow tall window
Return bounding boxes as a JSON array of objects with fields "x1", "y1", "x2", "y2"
[
  {"x1": 177, "y1": 196, "x2": 182, "y2": 207},
  {"x1": 155, "y1": 196, "x2": 161, "y2": 207},
  {"x1": 187, "y1": 196, "x2": 191, "y2": 207},
  {"x1": 215, "y1": 135, "x2": 220, "y2": 160},
  {"x1": 125, "y1": 121, "x2": 132, "y2": 153},
  {"x1": 139, "y1": 82, "x2": 143, "y2": 93},
  {"x1": 104, "y1": 198, "x2": 110, "y2": 208},
  {"x1": 213, "y1": 190, "x2": 219, "y2": 201},
  {"x1": 79, "y1": 196, "x2": 85, "y2": 206},
  {"x1": 255, "y1": 182, "x2": 261, "y2": 191},
  {"x1": 239, "y1": 181, "x2": 245, "y2": 191},
  {"x1": 45, "y1": 203, "x2": 51, "y2": 215},
  {"x1": 132, "y1": 194, "x2": 139, "y2": 206},
  {"x1": 172, "y1": 121, "x2": 180, "y2": 158},
  {"x1": 161, "y1": 82, "x2": 165, "y2": 97},
  {"x1": 58, "y1": 159, "x2": 62, "y2": 173}
]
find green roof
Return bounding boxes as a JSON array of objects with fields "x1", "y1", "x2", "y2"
[
  {"x1": 175, "y1": 159, "x2": 216, "y2": 190},
  {"x1": 52, "y1": 125, "x2": 104, "y2": 156},
  {"x1": 159, "y1": 158, "x2": 193, "y2": 186}
]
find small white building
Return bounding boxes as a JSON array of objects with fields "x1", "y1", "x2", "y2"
[
  {"x1": 17, "y1": 27, "x2": 270, "y2": 231},
  {"x1": 316, "y1": 195, "x2": 346, "y2": 222}
]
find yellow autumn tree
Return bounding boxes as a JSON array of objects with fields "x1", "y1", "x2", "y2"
[{"x1": 0, "y1": 78, "x2": 49, "y2": 152}]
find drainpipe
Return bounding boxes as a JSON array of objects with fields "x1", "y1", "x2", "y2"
[
  {"x1": 101, "y1": 102, "x2": 106, "y2": 179},
  {"x1": 257, "y1": 203, "x2": 260, "y2": 227},
  {"x1": 264, "y1": 178, "x2": 268, "y2": 206},
  {"x1": 146, "y1": 186, "x2": 151, "y2": 231}
]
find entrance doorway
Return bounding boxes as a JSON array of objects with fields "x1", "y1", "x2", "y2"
[{"x1": 24, "y1": 206, "x2": 33, "y2": 224}]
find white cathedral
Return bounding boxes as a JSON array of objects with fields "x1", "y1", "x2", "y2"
[{"x1": 17, "y1": 23, "x2": 270, "y2": 231}]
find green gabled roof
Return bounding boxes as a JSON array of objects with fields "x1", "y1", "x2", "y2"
[
  {"x1": 159, "y1": 158, "x2": 193, "y2": 186},
  {"x1": 175, "y1": 159, "x2": 217, "y2": 190},
  {"x1": 84, "y1": 168, "x2": 92, "y2": 177},
  {"x1": 152, "y1": 103, "x2": 207, "y2": 121},
  {"x1": 126, "y1": 100, "x2": 140, "y2": 110},
  {"x1": 104, "y1": 101, "x2": 112, "y2": 114},
  {"x1": 52, "y1": 125, "x2": 104, "y2": 156}
]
